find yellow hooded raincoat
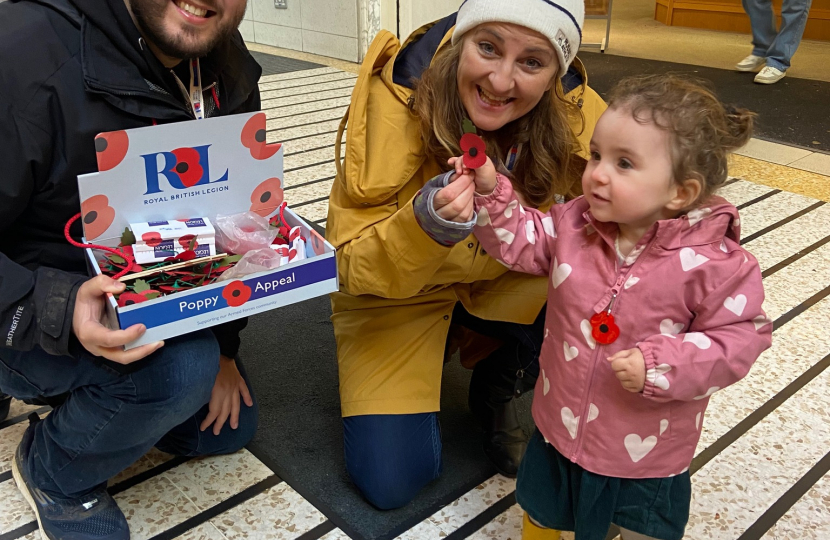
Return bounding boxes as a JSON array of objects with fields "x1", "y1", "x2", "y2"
[{"x1": 327, "y1": 23, "x2": 606, "y2": 418}]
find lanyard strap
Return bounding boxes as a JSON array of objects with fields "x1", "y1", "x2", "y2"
[
  {"x1": 505, "y1": 143, "x2": 522, "y2": 172},
  {"x1": 189, "y1": 58, "x2": 204, "y2": 120}
]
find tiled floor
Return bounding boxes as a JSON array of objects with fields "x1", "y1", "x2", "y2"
[
  {"x1": 2, "y1": 64, "x2": 830, "y2": 540},
  {"x1": 735, "y1": 140, "x2": 830, "y2": 186}
]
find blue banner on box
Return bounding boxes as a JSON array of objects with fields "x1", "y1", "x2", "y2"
[{"x1": 119, "y1": 256, "x2": 336, "y2": 329}]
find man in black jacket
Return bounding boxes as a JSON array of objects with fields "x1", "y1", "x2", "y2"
[{"x1": 0, "y1": 1, "x2": 261, "y2": 538}]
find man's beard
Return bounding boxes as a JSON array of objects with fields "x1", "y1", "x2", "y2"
[{"x1": 130, "y1": 0, "x2": 245, "y2": 60}]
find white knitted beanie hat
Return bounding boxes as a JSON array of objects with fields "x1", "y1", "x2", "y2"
[{"x1": 451, "y1": 0, "x2": 584, "y2": 78}]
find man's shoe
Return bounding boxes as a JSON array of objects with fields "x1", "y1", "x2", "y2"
[
  {"x1": 0, "y1": 393, "x2": 11, "y2": 422},
  {"x1": 735, "y1": 54, "x2": 766, "y2": 72},
  {"x1": 12, "y1": 415, "x2": 130, "y2": 540},
  {"x1": 754, "y1": 66, "x2": 786, "y2": 84}
]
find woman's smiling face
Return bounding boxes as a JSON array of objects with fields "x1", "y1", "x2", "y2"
[{"x1": 456, "y1": 22, "x2": 559, "y2": 132}]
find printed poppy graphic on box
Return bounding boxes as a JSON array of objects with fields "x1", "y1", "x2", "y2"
[
  {"x1": 94, "y1": 130, "x2": 129, "y2": 172},
  {"x1": 77, "y1": 112, "x2": 338, "y2": 350},
  {"x1": 80, "y1": 195, "x2": 116, "y2": 241},
  {"x1": 222, "y1": 281, "x2": 252, "y2": 307},
  {"x1": 240, "y1": 112, "x2": 281, "y2": 160}
]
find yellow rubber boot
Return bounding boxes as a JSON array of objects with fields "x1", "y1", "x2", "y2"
[{"x1": 522, "y1": 512, "x2": 561, "y2": 540}]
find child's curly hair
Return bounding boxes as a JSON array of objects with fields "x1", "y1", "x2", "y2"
[{"x1": 607, "y1": 74, "x2": 755, "y2": 204}]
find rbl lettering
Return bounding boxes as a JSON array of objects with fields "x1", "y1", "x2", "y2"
[{"x1": 142, "y1": 145, "x2": 228, "y2": 195}]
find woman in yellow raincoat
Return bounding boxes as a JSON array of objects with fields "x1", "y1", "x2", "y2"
[{"x1": 326, "y1": 0, "x2": 605, "y2": 510}]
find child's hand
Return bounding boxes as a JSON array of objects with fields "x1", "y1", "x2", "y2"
[
  {"x1": 448, "y1": 155, "x2": 497, "y2": 195},
  {"x1": 448, "y1": 156, "x2": 475, "y2": 185},
  {"x1": 608, "y1": 348, "x2": 646, "y2": 393}
]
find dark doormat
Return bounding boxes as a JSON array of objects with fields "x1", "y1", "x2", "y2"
[
  {"x1": 241, "y1": 294, "x2": 534, "y2": 540},
  {"x1": 579, "y1": 52, "x2": 830, "y2": 153},
  {"x1": 250, "y1": 51, "x2": 325, "y2": 77}
]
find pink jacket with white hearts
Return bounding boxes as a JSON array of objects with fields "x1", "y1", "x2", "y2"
[{"x1": 473, "y1": 176, "x2": 772, "y2": 479}]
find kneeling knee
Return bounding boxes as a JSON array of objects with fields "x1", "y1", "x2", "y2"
[
  {"x1": 343, "y1": 414, "x2": 442, "y2": 510},
  {"x1": 347, "y1": 463, "x2": 424, "y2": 510}
]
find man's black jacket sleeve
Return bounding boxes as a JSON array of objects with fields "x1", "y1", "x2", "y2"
[{"x1": 0, "y1": 98, "x2": 86, "y2": 356}]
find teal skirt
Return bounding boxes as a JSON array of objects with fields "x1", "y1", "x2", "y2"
[{"x1": 516, "y1": 430, "x2": 691, "y2": 540}]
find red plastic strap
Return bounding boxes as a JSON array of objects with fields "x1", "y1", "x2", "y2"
[
  {"x1": 211, "y1": 87, "x2": 220, "y2": 110},
  {"x1": 64, "y1": 213, "x2": 134, "y2": 280},
  {"x1": 278, "y1": 202, "x2": 289, "y2": 238},
  {"x1": 278, "y1": 201, "x2": 287, "y2": 226}
]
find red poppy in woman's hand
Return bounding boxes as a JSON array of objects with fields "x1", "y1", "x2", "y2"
[
  {"x1": 460, "y1": 133, "x2": 487, "y2": 169},
  {"x1": 590, "y1": 312, "x2": 620, "y2": 345}
]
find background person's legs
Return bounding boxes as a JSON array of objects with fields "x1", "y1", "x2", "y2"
[
  {"x1": 343, "y1": 412, "x2": 442, "y2": 510},
  {"x1": 742, "y1": 0, "x2": 778, "y2": 57},
  {"x1": 0, "y1": 330, "x2": 221, "y2": 498},
  {"x1": 764, "y1": 0, "x2": 813, "y2": 71}
]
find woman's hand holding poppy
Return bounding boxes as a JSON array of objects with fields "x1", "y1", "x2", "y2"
[{"x1": 432, "y1": 165, "x2": 475, "y2": 223}]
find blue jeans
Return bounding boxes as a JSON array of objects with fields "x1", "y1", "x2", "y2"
[
  {"x1": 343, "y1": 304, "x2": 544, "y2": 510},
  {"x1": 344, "y1": 413, "x2": 443, "y2": 510},
  {"x1": 0, "y1": 330, "x2": 258, "y2": 498},
  {"x1": 743, "y1": 0, "x2": 813, "y2": 70}
]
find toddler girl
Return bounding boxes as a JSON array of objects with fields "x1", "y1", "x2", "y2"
[{"x1": 450, "y1": 75, "x2": 773, "y2": 540}]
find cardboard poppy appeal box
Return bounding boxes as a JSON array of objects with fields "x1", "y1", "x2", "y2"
[{"x1": 76, "y1": 111, "x2": 338, "y2": 349}]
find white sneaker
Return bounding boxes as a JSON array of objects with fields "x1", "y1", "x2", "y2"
[
  {"x1": 735, "y1": 54, "x2": 766, "y2": 72},
  {"x1": 754, "y1": 66, "x2": 786, "y2": 84}
]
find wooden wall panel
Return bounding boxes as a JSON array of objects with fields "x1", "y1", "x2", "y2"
[{"x1": 654, "y1": 0, "x2": 830, "y2": 41}]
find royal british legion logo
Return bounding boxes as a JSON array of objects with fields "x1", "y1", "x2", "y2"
[{"x1": 142, "y1": 145, "x2": 228, "y2": 195}]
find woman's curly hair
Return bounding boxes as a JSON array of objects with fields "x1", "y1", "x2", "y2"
[{"x1": 607, "y1": 74, "x2": 755, "y2": 204}]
